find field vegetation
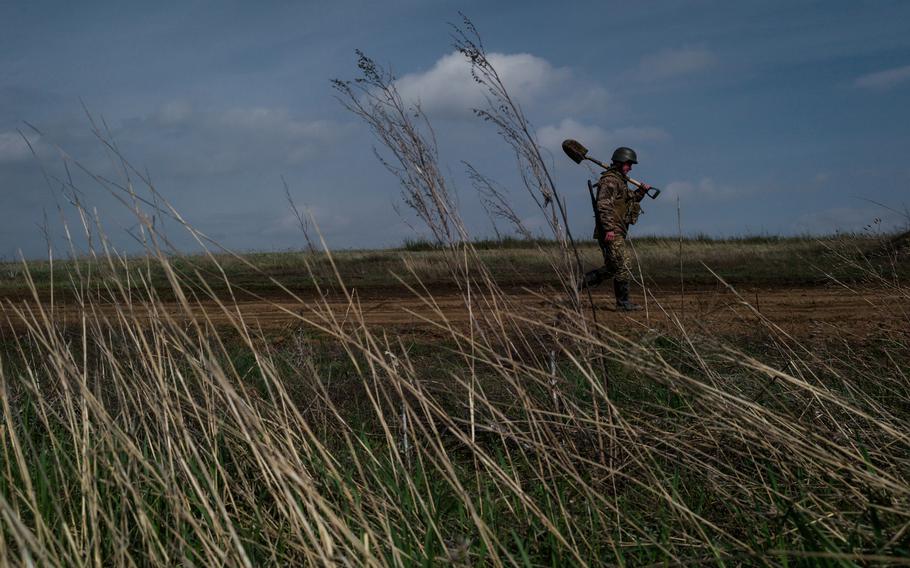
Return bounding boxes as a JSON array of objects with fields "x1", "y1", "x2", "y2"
[
  {"x1": 1, "y1": 17, "x2": 908, "y2": 566},
  {"x1": 0, "y1": 228, "x2": 908, "y2": 566},
  {"x1": 2, "y1": 233, "x2": 906, "y2": 302}
]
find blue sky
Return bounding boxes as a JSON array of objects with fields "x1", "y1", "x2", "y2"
[{"x1": 2, "y1": 0, "x2": 909, "y2": 259}]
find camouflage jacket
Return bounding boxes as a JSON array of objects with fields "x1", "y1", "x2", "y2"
[{"x1": 593, "y1": 168, "x2": 646, "y2": 239}]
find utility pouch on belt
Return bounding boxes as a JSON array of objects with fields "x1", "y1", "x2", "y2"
[{"x1": 627, "y1": 202, "x2": 642, "y2": 225}]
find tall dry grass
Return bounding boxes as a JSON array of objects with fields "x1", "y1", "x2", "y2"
[
  {"x1": 1, "y1": 199, "x2": 908, "y2": 565},
  {"x1": 2, "y1": 17, "x2": 908, "y2": 564}
]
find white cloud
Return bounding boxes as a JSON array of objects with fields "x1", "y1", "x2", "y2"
[
  {"x1": 261, "y1": 206, "x2": 352, "y2": 238},
  {"x1": 609, "y1": 126, "x2": 671, "y2": 144},
  {"x1": 217, "y1": 108, "x2": 340, "y2": 140},
  {"x1": 150, "y1": 102, "x2": 344, "y2": 140},
  {"x1": 537, "y1": 118, "x2": 670, "y2": 156},
  {"x1": 142, "y1": 103, "x2": 351, "y2": 170},
  {"x1": 519, "y1": 214, "x2": 549, "y2": 234},
  {"x1": 154, "y1": 101, "x2": 193, "y2": 125},
  {"x1": 813, "y1": 172, "x2": 831, "y2": 184},
  {"x1": 666, "y1": 177, "x2": 741, "y2": 201},
  {"x1": 554, "y1": 86, "x2": 611, "y2": 115},
  {"x1": 854, "y1": 64, "x2": 910, "y2": 90},
  {"x1": 394, "y1": 51, "x2": 569, "y2": 117},
  {"x1": 794, "y1": 206, "x2": 906, "y2": 234},
  {"x1": 0, "y1": 131, "x2": 38, "y2": 163},
  {"x1": 538, "y1": 119, "x2": 609, "y2": 154},
  {"x1": 636, "y1": 46, "x2": 716, "y2": 81}
]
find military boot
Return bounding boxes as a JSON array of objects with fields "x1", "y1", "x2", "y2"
[
  {"x1": 578, "y1": 268, "x2": 607, "y2": 291},
  {"x1": 613, "y1": 280, "x2": 642, "y2": 311}
]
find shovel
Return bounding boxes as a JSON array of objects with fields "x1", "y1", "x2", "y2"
[{"x1": 562, "y1": 139, "x2": 661, "y2": 199}]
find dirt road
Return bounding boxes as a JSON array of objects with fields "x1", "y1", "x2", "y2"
[{"x1": 3, "y1": 284, "x2": 906, "y2": 341}]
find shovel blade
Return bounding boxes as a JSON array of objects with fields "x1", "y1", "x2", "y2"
[{"x1": 562, "y1": 139, "x2": 588, "y2": 164}]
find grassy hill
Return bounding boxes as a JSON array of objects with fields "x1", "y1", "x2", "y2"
[
  {"x1": 1, "y1": 233, "x2": 906, "y2": 301},
  {"x1": 0, "y1": 230, "x2": 907, "y2": 564}
]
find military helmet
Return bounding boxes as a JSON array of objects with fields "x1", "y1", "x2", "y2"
[{"x1": 611, "y1": 147, "x2": 638, "y2": 164}]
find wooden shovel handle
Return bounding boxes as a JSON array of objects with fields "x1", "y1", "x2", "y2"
[
  {"x1": 586, "y1": 156, "x2": 661, "y2": 198},
  {"x1": 628, "y1": 177, "x2": 662, "y2": 199}
]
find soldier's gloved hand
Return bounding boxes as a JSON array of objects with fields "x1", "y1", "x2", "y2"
[
  {"x1": 605, "y1": 231, "x2": 616, "y2": 242},
  {"x1": 635, "y1": 184, "x2": 650, "y2": 200}
]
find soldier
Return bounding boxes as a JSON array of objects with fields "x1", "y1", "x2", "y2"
[{"x1": 580, "y1": 146, "x2": 651, "y2": 311}]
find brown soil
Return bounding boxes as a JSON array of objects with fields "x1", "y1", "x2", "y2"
[{"x1": 2, "y1": 284, "x2": 906, "y2": 342}]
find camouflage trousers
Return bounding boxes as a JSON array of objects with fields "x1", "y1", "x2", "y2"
[{"x1": 582, "y1": 234, "x2": 633, "y2": 289}]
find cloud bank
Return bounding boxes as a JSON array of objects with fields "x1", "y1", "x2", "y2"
[
  {"x1": 537, "y1": 118, "x2": 670, "y2": 156},
  {"x1": 635, "y1": 46, "x2": 716, "y2": 82},
  {"x1": 393, "y1": 51, "x2": 570, "y2": 117},
  {"x1": 795, "y1": 206, "x2": 907, "y2": 234},
  {"x1": 854, "y1": 64, "x2": 910, "y2": 90},
  {"x1": 0, "y1": 131, "x2": 40, "y2": 163},
  {"x1": 136, "y1": 103, "x2": 352, "y2": 175},
  {"x1": 665, "y1": 177, "x2": 741, "y2": 201}
]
